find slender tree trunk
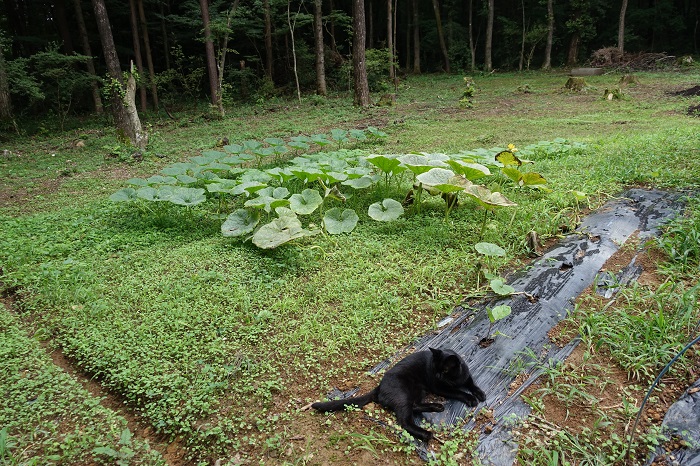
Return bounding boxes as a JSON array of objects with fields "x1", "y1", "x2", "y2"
[
  {"x1": 519, "y1": 0, "x2": 525, "y2": 71},
  {"x1": 137, "y1": 0, "x2": 159, "y2": 109},
  {"x1": 431, "y1": 0, "x2": 450, "y2": 72},
  {"x1": 542, "y1": 0, "x2": 553, "y2": 70},
  {"x1": 199, "y1": 0, "x2": 220, "y2": 109},
  {"x1": 216, "y1": 1, "x2": 238, "y2": 117},
  {"x1": 91, "y1": 0, "x2": 147, "y2": 149},
  {"x1": 128, "y1": 0, "x2": 147, "y2": 111},
  {"x1": 387, "y1": 0, "x2": 394, "y2": 80},
  {"x1": 264, "y1": 0, "x2": 274, "y2": 79},
  {"x1": 160, "y1": 1, "x2": 171, "y2": 70},
  {"x1": 405, "y1": 5, "x2": 411, "y2": 71},
  {"x1": 412, "y1": 0, "x2": 420, "y2": 73},
  {"x1": 54, "y1": 0, "x2": 75, "y2": 54},
  {"x1": 314, "y1": 0, "x2": 327, "y2": 95},
  {"x1": 392, "y1": 0, "x2": 398, "y2": 75},
  {"x1": 72, "y1": 0, "x2": 103, "y2": 113},
  {"x1": 288, "y1": 1, "x2": 302, "y2": 103},
  {"x1": 352, "y1": 0, "x2": 370, "y2": 107},
  {"x1": 485, "y1": 0, "x2": 494, "y2": 71},
  {"x1": 329, "y1": 0, "x2": 337, "y2": 52},
  {"x1": 618, "y1": 0, "x2": 628, "y2": 55},
  {"x1": 468, "y1": 0, "x2": 475, "y2": 70},
  {"x1": 0, "y1": 40, "x2": 13, "y2": 121},
  {"x1": 368, "y1": 0, "x2": 374, "y2": 48}
]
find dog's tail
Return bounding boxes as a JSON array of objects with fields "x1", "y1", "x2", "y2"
[{"x1": 311, "y1": 387, "x2": 379, "y2": 412}]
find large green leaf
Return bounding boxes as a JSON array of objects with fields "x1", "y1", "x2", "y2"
[
  {"x1": 368, "y1": 199, "x2": 404, "y2": 221},
  {"x1": 223, "y1": 143, "x2": 244, "y2": 154},
  {"x1": 519, "y1": 172, "x2": 547, "y2": 187},
  {"x1": 289, "y1": 189, "x2": 323, "y2": 215},
  {"x1": 109, "y1": 188, "x2": 138, "y2": 202},
  {"x1": 342, "y1": 176, "x2": 374, "y2": 189},
  {"x1": 169, "y1": 187, "x2": 207, "y2": 207},
  {"x1": 398, "y1": 154, "x2": 448, "y2": 176},
  {"x1": 475, "y1": 242, "x2": 506, "y2": 257},
  {"x1": 366, "y1": 154, "x2": 405, "y2": 175},
  {"x1": 445, "y1": 160, "x2": 491, "y2": 180},
  {"x1": 323, "y1": 208, "x2": 359, "y2": 234},
  {"x1": 136, "y1": 186, "x2": 175, "y2": 201},
  {"x1": 146, "y1": 175, "x2": 178, "y2": 185},
  {"x1": 206, "y1": 179, "x2": 238, "y2": 194},
  {"x1": 264, "y1": 137, "x2": 285, "y2": 146},
  {"x1": 490, "y1": 278, "x2": 515, "y2": 296},
  {"x1": 244, "y1": 187, "x2": 291, "y2": 213},
  {"x1": 415, "y1": 168, "x2": 465, "y2": 193},
  {"x1": 232, "y1": 181, "x2": 267, "y2": 196},
  {"x1": 222, "y1": 209, "x2": 260, "y2": 237},
  {"x1": 252, "y1": 214, "x2": 317, "y2": 249},
  {"x1": 463, "y1": 185, "x2": 517, "y2": 209}
]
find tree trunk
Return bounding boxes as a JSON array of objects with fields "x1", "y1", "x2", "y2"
[
  {"x1": 72, "y1": 0, "x2": 103, "y2": 113},
  {"x1": 314, "y1": 0, "x2": 327, "y2": 95},
  {"x1": 264, "y1": 0, "x2": 274, "y2": 79},
  {"x1": 412, "y1": 0, "x2": 420, "y2": 73},
  {"x1": 288, "y1": 1, "x2": 302, "y2": 103},
  {"x1": 618, "y1": 0, "x2": 628, "y2": 55},
  {"x1": 329, "y1": 0, "x2": 337, "y2": 52},
  {"x1": 91, "y1": 0, "x2": 147, "y2": 149},
  {"x1": 0, "y1": 39, "x2": 13, "y2": 121},
  {"x1": 542, "y1": 0, "x2": 553, "y2": 70},
  {"x1": 368, "y1": 0, "x2": 374, "y2": 48},
  {"x1": 567, "y1": 32, "x2": 580, "y2": 66},
  {"x1": 387, "y1": 0, "x2": 394, "y2": 80},
  {"x1": 54, "y1": 0, "x2": 75, "y2": 54},
  {"x1": 485, "y1": 0, "x2": 494, "y2": 71},
  {"x1": 199, "y1": 0, "x2": 220, "y2": 109},
  {"x1": 518, "y1": 0, "x2": 525, "y2": 71},
  {"x1": 137, "y1": 0, "x2": 159, "y2": 109},
  {"x1": 352, "y1": 0, "x2": 370, "y2": 107},
  {"x1": 405, "y1": 4, "x2": 411, "y2": 71},
  {"x1": 128, "y1": 0, "x2": 147, "y2": 111},
  {"x1": 431, "y1": 0, "x2": 450, "y2": 72},
  {"x1": 468, "y1": 0, "x2": 475, "y2": 70},
  {"x1": 160, "y1": 1, "x2": 171, "y2": 70},
  {"x1": 216, "y1": 1, "x2": 239, "y2": 117}
]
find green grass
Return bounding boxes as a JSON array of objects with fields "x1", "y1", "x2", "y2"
[
  {"x1": 2, "y1": 70, "x2": 700, "y2": 463},
  {"x1": 0, "y1": 307, "x2": 164, "y2": 465}
]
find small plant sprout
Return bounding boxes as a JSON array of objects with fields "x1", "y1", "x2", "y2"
[
  {"x1": 474, "y1": 242, "x2": 509, "y2": 291},
  {"x1": 481, "y1": 304, "x2": 512, "y2": 346}
]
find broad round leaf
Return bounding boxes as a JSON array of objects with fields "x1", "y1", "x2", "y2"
[
  {"x1": 490, "y1": 278, "x2": 515, "y2": 296},
  {"x1": 146, "y1": 175, "x2": 178, "y2": 185},
  {"x1": 169, "y1": 187, "x2": 207, "y2": 206},
  {"x1": 445, "y1": 160, "x2": 491, "y2": 180},
  {"x1": 222, "y1": 209, "x2": 260, "y2": 237},
  {"x1": 110, "y1": 188, "x2": 137, "y2": 202},
  {"x1": 495, "y1": 150, "x2": 523, "y2": 166},
  {"x1": 233, "y1": 181, "x2": 267, "y2": 196},
  {"x1": 416, "y1": 168, "x2": 456, "y2": 187},
  {"x1": 252, "y1": 215, "x2": 315, "y2": 249},
  {"x1": 136, "y1": 186, "x2": 173, "y2": 201},
  {"x1": 323, "y1": 208, "x2": 359, "y2": 234},
  {"x1": 366, "y1": 154, "x2": 404, "y2": 175},
  {"x1": 176, "y1": 174, "x2": 198, "y2": 185},
  {"x1": 519, "y1": 172, "x2": 547, "y2": 186},
  {"x1": 487, "y1": 305, "x2": 512, "y2": 323},
  {"x1": 463, "y1": 185, "x2": 517, "y2": 209},
  {"x1": 368, "y1": 199, "x2": 404, "y2": 222},
  {"x1": 223, "y1": 144, "x2": 244, "y2": 154},
  {"x1": 342, "y1": 176, "x2": 374, "y2": 189},
  {"x1": 289, "y1": 189, "x2": 323, "y2": 215},
  {"x1": 475, "y1": 242, "x2": 506, "y2": 257}
]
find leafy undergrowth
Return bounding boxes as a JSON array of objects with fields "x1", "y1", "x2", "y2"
[
  {"x1": 1, "y1": 72, "x2": 700, "y2": 464},
  {"x1": 0, "y1": 303, "x2": 164, "y2": 465}
]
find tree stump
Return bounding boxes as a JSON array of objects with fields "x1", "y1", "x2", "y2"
[
  {"x1": 376, "y1": 93, "x2": 396, "y2": 107},
  {"x1": 565, "y1": 77, "x2": 587, "y2": 92}
]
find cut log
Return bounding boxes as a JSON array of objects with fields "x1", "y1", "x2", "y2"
[{"x1": 565, "y1": 77, "x2": 587, "y2": 92}]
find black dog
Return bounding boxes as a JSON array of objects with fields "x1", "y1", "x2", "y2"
[{"x1": 312, "y1": 347, "x2": 486, "y2": 442}]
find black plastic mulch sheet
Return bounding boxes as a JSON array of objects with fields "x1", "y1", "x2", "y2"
[
  {"x1": 361, "y1": 189, "x2": 686, "y2": 464},
  {"x1": 645, "y1": 378, "x2": 700, "y2": 466}
]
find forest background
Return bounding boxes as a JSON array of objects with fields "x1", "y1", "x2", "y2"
[{"x1": 1, "y1": 0, "x2": 699, "y2": 138}]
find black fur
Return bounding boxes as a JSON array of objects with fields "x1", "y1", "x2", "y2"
[{"x1": 311, "y1": 347, "x2": 485, "y2": 442}]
